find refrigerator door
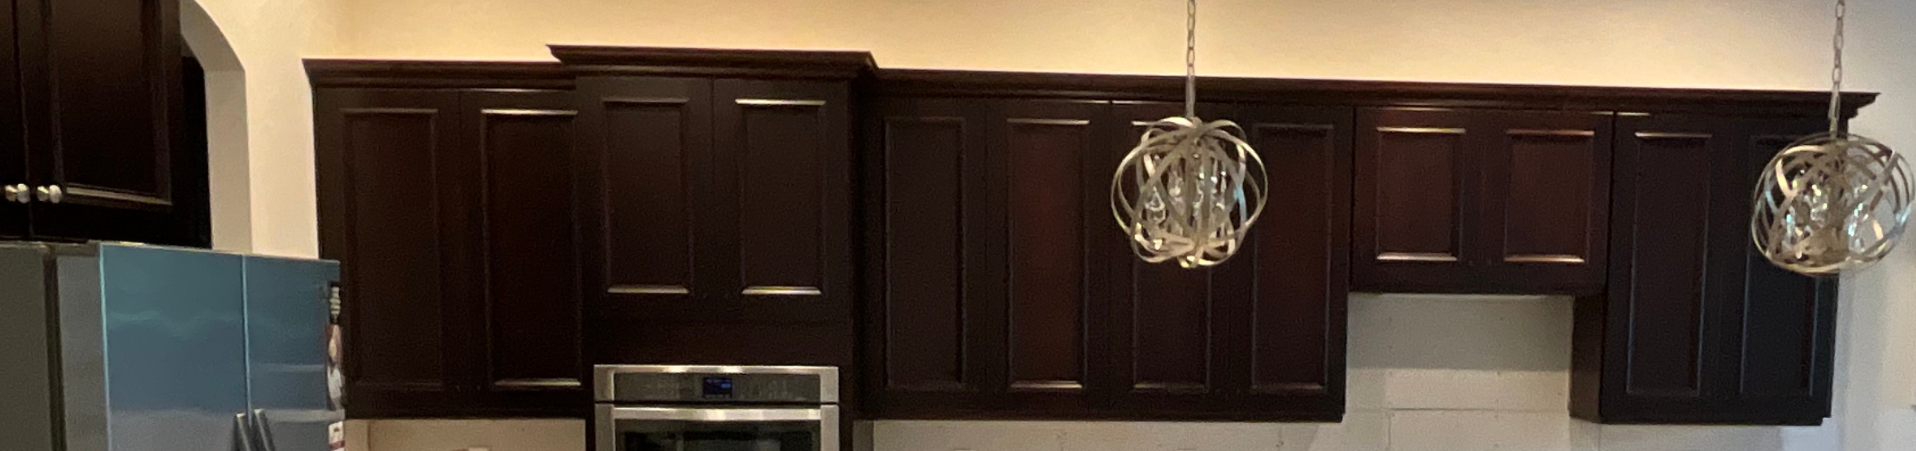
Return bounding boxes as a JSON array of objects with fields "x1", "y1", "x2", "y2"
[
  {"x1": 243, "y1": 256, "x2": 343, "y2": 451},
  {"x1": 84, "y1": 244, "x2": 249, "y2": 451},
  {"x1": 0, "y1": 244, "x2": 57, "y2": 451}
]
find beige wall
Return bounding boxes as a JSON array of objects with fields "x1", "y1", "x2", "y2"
[{"x1": 202, "y1": 0, "x2": 1915, "y2": 449}]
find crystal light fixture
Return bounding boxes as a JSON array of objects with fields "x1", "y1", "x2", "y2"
[
  {"x1": 1110, "y1": 0, "x2": 1269, "y2": 269},
  {"x1": 1751, "y1": 0, "x2": 1912, "y2": 276}
]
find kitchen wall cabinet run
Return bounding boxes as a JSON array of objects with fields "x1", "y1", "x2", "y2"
[
  {"x1": 1572, "y1": 114, "x2": 1838, "y2": 425},
  {"x1": 1, "y1": 0, "x2": 208, "y2": 246},
  {"x1": 861, "y1": 96, "x2": 1350, "y2": 421},
  {"x1": 313, "y1": 63, "x2": 586, "y2": 418},
  {"x1": 1353, "y1": 108, "x2": 1611, "y2": 295}
]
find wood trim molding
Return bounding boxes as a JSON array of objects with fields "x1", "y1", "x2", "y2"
[
  {"x1": 548, "y1": 45, "x2": 875, "y2": 80},
  {"x1": 304, "y1": 59, "x2": 575, "y2": 90},
  {"x1": 875, "y1": 69, "x2": 1877, "y2": 117}
]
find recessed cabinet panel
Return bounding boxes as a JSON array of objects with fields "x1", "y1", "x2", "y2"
[
  {"x1": 1003, "y1": 116, "x2": 1092, "y2": 391},
  {"x1": 735, "y1": 102, "x2": 827, "y2": 297},
  {"x1": 1499, "y1": 133, "x2": 1597, "y2": 261},
  {"x1": 43, "y1": 0, "x2": 172, "y2": 200},
  {"x1": 1245, "y1": 119, "x2": 1346, "y2": 396},
  {"x1": 319, "y1": 90, "x2": 459, "y2": 395},
  {"x1": 1371, "y1": 129, "x2": 1467, "y2": 262},
  {"x1": 602, "y1": 98, "x2": 703, "y2": 299},
  {"x1": 882, "y1": 115, "x2": 970, "y2": 391},
  {"x1": 1620, "y1": 133, "x2": 1713, "y2": 399},
  {"x1": 472, "y1": 98, "x2": 582, "y2": 392}
]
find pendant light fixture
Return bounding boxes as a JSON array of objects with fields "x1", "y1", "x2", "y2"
[
  {"x1": 1751, "y1": 0, "x2": 1912, "y2": 276},
  {"x1": 1111, "y1": 0, "x2": 1269, "y2": 269}
]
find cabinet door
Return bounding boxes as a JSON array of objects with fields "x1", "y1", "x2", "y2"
[
  {"x1": 712, "y1": 79, "x2": 853, "y2": 323},
  {"x1": 1354, "y1": 108, "x2": 1480, "y2": 291},
  {"x1": 0, "y1": 0, "x2": 25, "y2": 240},
  {"x1": 460, "y1": 90, "x2": 585, "y2": 415},
  {"x1": 862, "y1": 97, "x2": 994, "y2": 417},
  {"x1": 18, "y1": 0, "x2": 199, "y2": 245},
  {"x1": 574, "y1": 77, "x2": 717, "y2": 322},
  {"x1": 1355, "y1": 108, "x2": 1609, "y2": 294},
  {"x1": 1104, "y1": 103, "x2": 1351, "y2": 420},
  {"x1": 1476, "y1": 111, "x2": 1611, "y2": 294},
  {"x1": 1577, "y1": 114, "x2": 1836, "y2": 425},
  {"x1": 316, "y1": 88, "x2": 466, "y2": 417},
  {"x1": 984, "y1": 99, "x2": 1111, "y2": 415}
]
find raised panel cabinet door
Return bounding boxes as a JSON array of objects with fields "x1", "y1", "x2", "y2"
[
  {"x1": 1722, "y1": 117, "x2": 1837, "y2": 423},
  {"x1": 18, "y1": 0, "x2": 201, "y2": 245},
  {"x1": 572, "y1": 77, "x2": 716, "y2": 325},
  {"x1": 1102, "y1": 102, "x2": 1351, "y2": 421},
  {"x1": 315, "y1": 88, "x2": 466, "y2": 417},
  {"x1": 984, "y1": 99, "x2": 1110, "y2": 415},
  {"x1": 1477, "y1": 111, "x2": 1612, "y2": 294},
  {"x1": 713, "y1": 79, "x2": 853, "y2": 323},
  {"x1": 461, "y1": 90, "x2": 585, "y2": 415},
  {"x1": 1583, "y1": 114, "x2": 1726, "y2": 423},
  {"x1": 861, "y1": 97, "x2": 995, "y2": 417},
  {"x1": 1353, "y1": 108, "x2": 1479, "y2": 292},
  {"x1": 0, "y1": 0, "x2": 24, "y2": 240}
]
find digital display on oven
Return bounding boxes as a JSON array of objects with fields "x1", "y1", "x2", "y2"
[{"x1": 701, "y1": 376, "x2": 734, "y2": 398}]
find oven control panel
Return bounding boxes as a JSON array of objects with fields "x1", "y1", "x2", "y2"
[{"x1": 595, "y1": 366, "x2": 837, "y2": 404}]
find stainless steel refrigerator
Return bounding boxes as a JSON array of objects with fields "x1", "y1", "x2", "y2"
[{"x1": 0, "y1": 242, "x2": 343, "y2": 451}]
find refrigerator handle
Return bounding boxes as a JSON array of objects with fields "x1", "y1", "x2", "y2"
[
  {"x1": 233, "y1": 413, "x2": 259, "y2": 451},
  {"x1": 250, "y1": 409, "x2": 280, "y2": 451}
]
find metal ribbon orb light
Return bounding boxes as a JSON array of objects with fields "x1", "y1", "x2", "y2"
[
  {"x1": 1751, "y1": 0, "x2": 1913, "y2": 276},
  {"x1": 1111, "y1": 0, "x2": 1269, "y2": 268}
]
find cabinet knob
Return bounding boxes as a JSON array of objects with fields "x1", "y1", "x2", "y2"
[
  {"x1": 3, "y1": 184, "x2": 27, "y2": 204},
  {"x1": 35, "y1": 185, "x2": 63, "y2": 204}
]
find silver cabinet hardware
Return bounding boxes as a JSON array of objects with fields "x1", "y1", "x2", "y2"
[
  {"x1": 3, "y1": 184, "x2": 28, "y2": 204},
  {"x1": 34, "y1": 185, "x2": 63, "y2": 204}
]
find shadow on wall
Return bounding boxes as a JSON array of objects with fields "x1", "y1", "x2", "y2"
[{"x1": 179, "y1": 0, "x2": 251, "y2": 252}]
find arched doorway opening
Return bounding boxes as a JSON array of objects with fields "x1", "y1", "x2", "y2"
[{"x1": 180, "y1": 0, "x2": 251, "y2": 251}]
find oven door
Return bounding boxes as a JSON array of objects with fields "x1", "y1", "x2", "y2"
[{"x1": 595, "y1": 405, "x2": 839, "y2": 451}]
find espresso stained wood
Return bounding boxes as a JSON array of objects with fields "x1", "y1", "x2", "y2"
[
  {"x1": 0, "y1": 0, "x2": 24, "y2": 240},
  {"x1": 8, "y1": 0, "x2": 204, "y2": 246},
  {"x1": 1100, "y1": 103, "x2": 1352, "y2": 420},
  {"x1": 574, "y1": 76, "x2": 714, "y2": 317},
  {"x1": 318, "y1": 85, "x2": 586, "y2": 418},
  {"x1": 1354, "y1": 108, "x2": 1477, "y2": 291},
  {"x1": 1477, "y1": 111, "x2": 1612, "y2": 293},
  {"x1": 996, "y1": 100, "x2": 1103, "y2": 394},
  {"x1": 860, "y1": 97, "x2": 998, "y2": 417},
  {"x1": 715, "y1": 79, "x2": 853, "y2": 323},
  {"x1": 316, "y1": 88, "x2": 463, "y2": 416},
  {"x1": 1573, "y1": 114, "x2": 1838, "y2": 425},
  {"x1": 464, "y1": 91, "x2": 585, "y2": 407},
  {"x1": 1354, "y1": 108, "x2": 1610, "y2": 294}
]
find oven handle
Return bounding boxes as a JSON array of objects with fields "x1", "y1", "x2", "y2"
[{"x1": 605, "y1": 406, "x2": 825, "y2": 422}]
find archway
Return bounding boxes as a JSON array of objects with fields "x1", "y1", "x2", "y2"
[{"x1": 180, "y1": 0, "x2": 252, "y2": 251}]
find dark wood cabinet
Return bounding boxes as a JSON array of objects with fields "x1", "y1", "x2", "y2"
[
  {"x1": 575, "y1": 76, "x2": 854, "y2": 326},
  {"x1": 1572, "y1": 114, "x2": 1837, "y2": 425},
  {"x1": 314, "y1": 74, "x2": 585, "y2": 418},
  {"x1": 863, "y1": 97, "x2": 1349, "y2": 421},
  {"x1": 1, "y1": 0, "x2": 206, "y2": 246},
  {"x1": 0, "y1": 0, "x2": 24, "y2": 240},
  {"x1": 1354, "y1": 108, "x2": 1610, "y2": 294}
]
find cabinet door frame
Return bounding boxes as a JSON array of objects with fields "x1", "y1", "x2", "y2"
[
  {"x1": 0, "y1": 0, "x2": 26, "y2": 239},
  {"x1": 315, "y1": 87, "x2": 470, "y2": 417},
  {"x1": 19, "y1": 0, "x2": 197, "y2": 244},
  {"x1": 1353, "y1": 108, "x2": 1483, "y2": 291}
]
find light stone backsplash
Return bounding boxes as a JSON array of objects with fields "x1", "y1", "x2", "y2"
[{"x1": 351, "y1": 294, "x2": 1838, "y2": 451}]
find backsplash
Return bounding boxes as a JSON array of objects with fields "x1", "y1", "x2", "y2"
[{"x1": 348, "y1": 294, "x2": 1837, "y2": 451}]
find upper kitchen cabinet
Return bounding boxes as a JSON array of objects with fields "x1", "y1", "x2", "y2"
[
  {"x1": 558, "y1": 46, "x2": 865, "y2": 328},
  {"x1": 1572, "y1": 114, "x2": 1838, "y2": 425},
  {"x1": 1354, "y1": 108, "x2": 1612, "y2": 295},
  {"x1": 312, "y1": 61, "x2": 585, "y2": 418},
  {"x1": 2, "y1": 0, "x2": 208, "y2": 246},
  {"x1": 861, "y1": 88, "x2": 1350, "y2": 421}
]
